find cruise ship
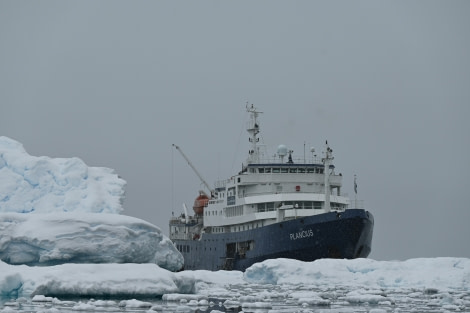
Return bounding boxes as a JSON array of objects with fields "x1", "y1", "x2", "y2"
[{"x1": 170, "y1": 105, "x2": 374, "y2": 271}]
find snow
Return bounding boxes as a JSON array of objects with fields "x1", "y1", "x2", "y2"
[
  {"x1": 244, "y1": 257, "x2": 470, "y2": 291},
  {"x1": 0, "y1": 212, "x2": 183, "y2": 271},
  {"x1": 0, "y1": 136, "x2": 125, "y2": 214}
]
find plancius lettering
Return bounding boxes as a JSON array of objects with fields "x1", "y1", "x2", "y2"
[{"x1": 289, "y1": 229, "x2": 314, "y2": 240}]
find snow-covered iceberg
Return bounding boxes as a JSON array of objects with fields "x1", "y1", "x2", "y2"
[
  {"x1": 0, "y1": 136, "x2": 184, "y2": 271},
  {"x1": 244, "y1": 257, "x2": 470, "y2": 290},
  {"x1": 0, "y1": 136, "x2": 125, "y2": 214},
  {"x1": 0, "y1": 212, "x2": 183, "y2": 271},
  {"x1": 0, "y1": 261, "x2": 194, "y2": 299}
]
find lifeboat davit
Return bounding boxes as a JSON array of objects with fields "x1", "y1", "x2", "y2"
[{"x1": 193, "y1": 191, "x2": 209, "y2": 215}]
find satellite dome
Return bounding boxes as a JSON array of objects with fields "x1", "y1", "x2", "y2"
[{"x1": 277, "y1": 144, "x2": 288, "y2": 157}]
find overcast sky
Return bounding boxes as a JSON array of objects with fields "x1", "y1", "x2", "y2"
[{"x1": 1, "y1": 1, "x2": 469, "y2": 261}]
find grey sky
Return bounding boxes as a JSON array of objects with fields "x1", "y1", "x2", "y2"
[{"x1": 1, "y1": 1, "x2": 469, "y2": 261}]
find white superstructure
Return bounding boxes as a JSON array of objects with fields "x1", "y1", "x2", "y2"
[{"x1": 170, "y1": 104, "x2": 358, "y2": 239}]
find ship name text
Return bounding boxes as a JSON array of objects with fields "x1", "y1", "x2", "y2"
[{"x1": 289, "y1": 229, "x2": 314, "y2": 240}]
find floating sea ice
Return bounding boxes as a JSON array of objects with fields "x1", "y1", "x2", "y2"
[
  {"x1": 90, "y1": 299, "x2": 117, "y2": 307},
  {"x1": 31, "y1": 295, "x2": 54, "y2": 302},
  {"x1": 241, "y1": 301, "x2": 273, "y2": 309},
  {"x1": 72, "y1": 302, "x2": 96, "y2": 311},
  {"x1": 36, "y1": 308, "x2": 60, "y2": 313},
  {"x1": 162, "y1": 294, "x2": 207, "y2": 302},
  {"x1": 290, "y1": 291, "x2": 331, "y2": 306},
  {"x1": 148, "y1": 304, "x2": 164, "y2": 311},
  {"x1": 119, "y1": 299, "x2": 153, "y2": 308},
  {"x1": 343, "y1": 290, "x2": 388, "y2": 304},
  {"x1": 223, "y1": 299, "x2": 241, "y2": 309}
]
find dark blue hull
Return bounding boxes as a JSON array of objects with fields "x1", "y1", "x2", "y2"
[{"x1": 174, "y1": 209, "x2": 374, "y2": 271}]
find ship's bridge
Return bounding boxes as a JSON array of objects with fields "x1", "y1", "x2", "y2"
[{"x1": 244, "y1": 162, "x2": 334, "y2": 174}]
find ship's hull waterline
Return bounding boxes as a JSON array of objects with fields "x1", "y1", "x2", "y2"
[{"x1": 174, "y1": 209, "x2": 373, "y2": 271}]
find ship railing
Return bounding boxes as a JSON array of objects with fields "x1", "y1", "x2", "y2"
[
  {"x1": 241, "y1": 190, "x2": 349, "y2": 198},
  {"x1": 248, "y1": 155, "x2": 324, "y2": 165},
  {"x1": 169, "y1": 216, "x2": 202, "y2": 225},
  {"x1": 170, "y1": 232, "x2": 195, "y2": 241}
]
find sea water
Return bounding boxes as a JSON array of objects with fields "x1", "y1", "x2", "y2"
[{"x1": 2, "y1": 283, "x2": 469, "y2": 312}]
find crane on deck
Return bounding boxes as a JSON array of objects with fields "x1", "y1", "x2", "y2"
[{"x1": 172, "y1": 144, "x2": 214, "y2": 196}]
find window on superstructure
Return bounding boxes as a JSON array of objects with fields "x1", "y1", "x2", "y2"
[
  {"x1": 281, "y1": 168, "x2": 288, "y2": 173},
  {"x1": 265, "y1": 168, "x2": 271, "y2": 173},
  {"x1": 272, "y1": 168, "x2": 280, "y2": 173},
  {"x1": 314, "y1": 201, "x2": 322, "y2": 210},
  {"x1": 267, "y1": 202, "x2": 274, "y2": 211},
  {"x1": 307, "y1": 168, "x2": 315, "y2": 173},
  {"x1": 258, "y1": 168, "x2": 264, "y2": 173},
  {"x1": 290, "y1": 168, "x2": 297, "y2": 173},
  {"x1": 298, "y1": 168, "x2": 306, "y2": 173}
]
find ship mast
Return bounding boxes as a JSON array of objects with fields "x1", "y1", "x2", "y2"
[
  {"x1": 246, "y1": 104, "x2": 262, "y2": 165},
  {"x1": 322, "y1": 141, "x2": 334, "y2": 212}
]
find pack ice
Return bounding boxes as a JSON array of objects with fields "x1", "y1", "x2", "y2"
[{"x1": 0, "y1": 136, "x2": 183, "y2": 271}]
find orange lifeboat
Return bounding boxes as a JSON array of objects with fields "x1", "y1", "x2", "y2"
[{"x1": 193, "y1": 191, "x2": 209, "y2": 215}]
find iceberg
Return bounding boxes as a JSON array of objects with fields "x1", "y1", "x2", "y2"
[
  {"x1": 244, "y1": 257, "x2": 470, "y2": 290},
  {"x1": 0, "y1": 136, "x2": 125, "y2": 214},
  {"x1": 0, "y1": 261, "x2": 194, "y2": 299},
  {"x1": 0, "y1": 212, "x2": 183, "y2": 271},
  {"x1": 0, "y1": 136, "x2": 184, "y2": 271}
]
